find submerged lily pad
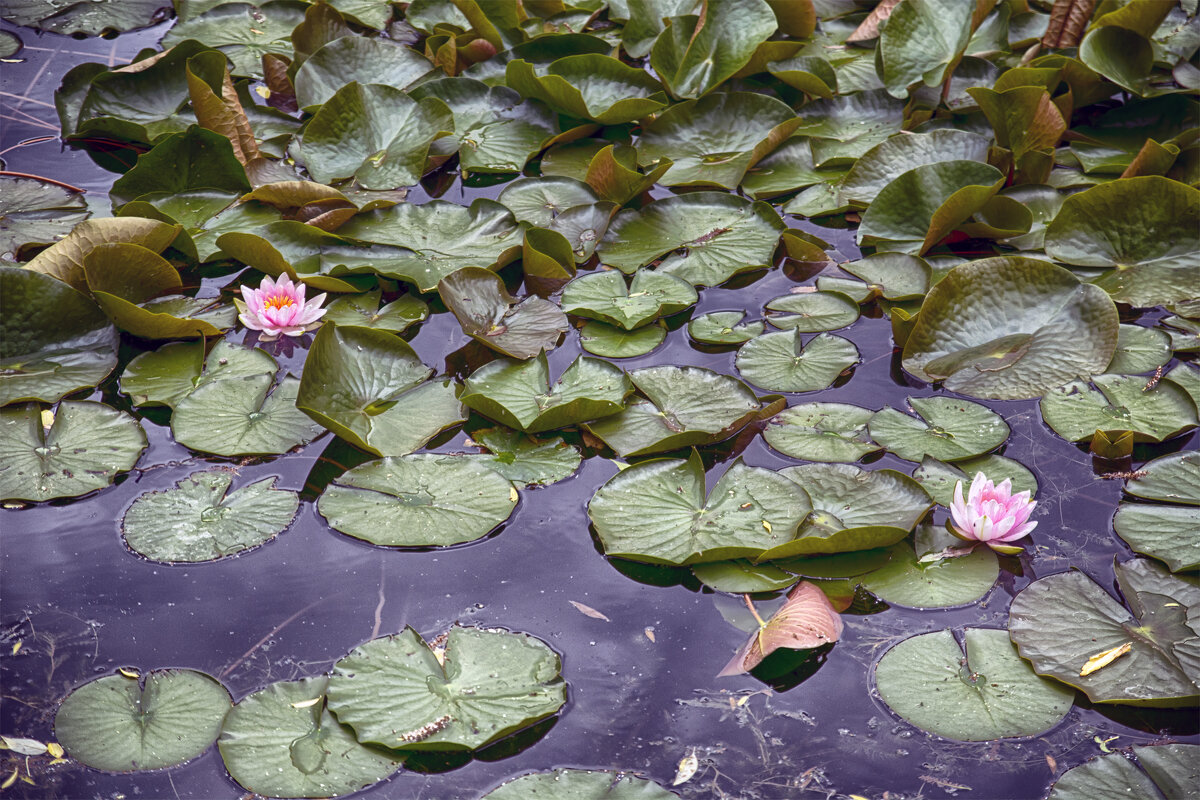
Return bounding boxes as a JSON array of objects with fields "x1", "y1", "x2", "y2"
[
  {"x1": 1009, "y1": 558, "x2": 1200, "y2": 707},
  {"x1": 122, "y1": 471, "x2": 299, "y2": 563},
  {"x1": 327, "y1": 626, "x2": 565, "y2": 749},
  {"x1": 588, "y1": 451, "x2": 811, "y2": 566},
  {"x1": 1047, "y1": 744, "x2": 1200, "y2": 800},
  {"x1": 460, "y1": 353, "x2": 629, "y2": 433},
  {"x1": 584, "y1": 365, "x2": 763, "y2": 457},
  {"x1": 869, "y1": 396, "x2": 1010, "y2": 463},
  {"x1": 482, "y1": 769, "x2": 677, "y2": 799},
  {"x1": 1040, "y1": 375, "x2": 1199, "y2": 444},
  {"x1": 562, "y1": 269, "x2": 697, "y2": 331},
  {"x1": 318, "y1": 455, "x2": 517, "y2": 547},
  {"x1": 218, "y1": 677, "x2": 402, "y2": 799},
  {"x1": 0, "y1": 402, "x2": 146, "y2": 502},
  {"x1": 902, "y1": 257, "x2": 1120, "y2": 400},
  {"x1": 875, "y1": 628, "x2": 1074, "y2": 740},
  {"x1": 0, "y1": 266, "x2": 117, "y2": 407},
  {"x1": 735, "y1": 330, "x2": 859, "y2": 393},
  {"x1": 439, "y1": 267, "x2": 567, "y2": 358},
  {"x1": 763, "y1": 402, "x2": 881, "y2": 463},
  {"x1": 55, "y1": 669, "x2": 231, "y2": 772}
]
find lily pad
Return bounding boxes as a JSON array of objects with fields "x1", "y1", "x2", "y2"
[
  {"x1": 1009, "y1": 558, "x2": 1200, "y2": 707},
  {"x1": 735, "y1": 330, "x2": 859, "y2": 393},
  {"x1": 637, "y1": 92, "x2": 800, "y2": 189},
  {"x1": 495, "y1": 177, "x2": 600, "y2": 228},
  {"x1": 1126, "y1": 451, "x2": 1200, "y2": 504},
  {"x1": 119, "y1": 337, "x2": 275, "y2": 409},
  {"x1": 460, "y1": 353, "x2": 629, "y2": 433},
  {"x1": 911, "y1": 454, "x2": 1038, "y2": 508},
  {"x1": 295, "y1": 82, "x2": 452, "y2": 190},
  {"x1": 323, "y1": 289, "x2": 428, "y2": 334},
  {"x1": 294, "y1": 36, "x2": 432, "y2": 109},
  {"x1": 718, "y1": 581, "x2": 844, "y2": 677},
  {"x1": 763, "y1": 291, "x2": 859, "y2": 332},
  {"x1": 317, "y1": 455, "x2": 517, "y2": 547},
  {"x1": 0, "y1": 175, "x2": 89, "y2": 259},
  {"x1": 649, "y1": 0, "x2": 777, "y2": 99},
  {"x1": 1113, "y1": 504, "x2": 1200, "y2": 573},
  {"x1": 838, "y1": 253, "x2": 931, "y2": 301},
  {"x1": 162, "y1": 2, "x2": 307, "y2": 78},
  {"x1": 562, "y1": 270, "x2": 697, "y2": 331},
  {"x1": 584, "y1": 365, "x2": 763, "y2": 457},
  {"x1": 596, "y1": 192, "x2": 785, "y2": 287},
  {"x1": 218, "y1": 677, "x2": 402, "y2": 799},
  {"x1": 902, "y1": 257, "x2": 1119, "y2": 400},
  {"x1": 0, "y1": 266, "x2": 118, "y2": 407},
  {"x1": 326, "y1": 626, "x2": 565, "y2": 749},
  {"x1": 1107, "y1": 325, "x2": 1173, "y2": 375},
  {"x1": 297, "y1": 324, "x2": 465, "y2": 456},
  {"x1": 55, "y1": 669, "x2": 231, "y2": 771},
  {"x1": 869, "y1": 396, "x2": 1010, "y2": 463},
  {"x1": 1040, "y1": 375, "x2": 1199, "y2": 444},
  {"x1": 504, "y1": 54, "x2": 668, "y2": 125},
  {"x1": 466, "y1": 427, "x2": 581, "y2": 487},
  {"x1": 875, "y1": 628, "x2": 1074, "y2": 740},
  {"x1": 1043, "y1": 176, "x2": 1200, "y2": 307},
  {"x1": 2, "y1": 0, "x2": 169, "y2": 35},
  {"x1": 579, "y1": 321, "x2": 666, "y2": 358},
  {"x1": 858, "y1": 535, "x2": 999, "y2": 609},
  {"x1": 790, "y1": 90, "x2": 905, "y2": 166},
  {"x1": 24, "y1": 216, "x2": 181, "y2": 292},
  {"x1": 1047, "y1": 744, "x2": 1200, "y2": 800},
  {"x1": 762, "y1": 402, "x2": 881, "y2": 463},
  {"x1": 0, "y1": 402, "x2": 146, "y2": 502},
  {"x1": 173, "y1": 374, "x2": 326, "y2": 457},
  {"x1": 758, "y1": 463, "x2": 932, "y2": 558},
  {"x1": 840, "y1": 130, "x2": 991, "y2": 206},
  {"x1": 688, "y1": 311, "x2": 764, "y2": 345},
  {"x1": 739, "y1": 136, "x2": 847, "y2": 199},
  {"x1": 588, "y1": 450, "x2": 812, "y2": 566},
  {"x1": 482, "y1": 768, "x2": 677, "y2": 799},
  {"x1": 439, "y1": 267, "x2": 568, "y2": 358},
  {"x1": 691, "y1": 559, "x2": 799, "y2": 593},
  {"x1": 878, "y1": 0, "x2": 974, "y2": 98},
  {"x1": 122, "y1": 471, "x2": 299, "y2": 563},
  {"x1": 339, "y1": 199, "x2": 522, "y2": 292}
]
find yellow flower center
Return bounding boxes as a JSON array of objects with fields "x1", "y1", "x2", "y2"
[{"x1": 264, "y1": 295, "x2": 294, "y2": 311}]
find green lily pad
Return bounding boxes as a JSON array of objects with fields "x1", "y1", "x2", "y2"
[
  {"x1": 173, "y1": 374, "x2": 326, "y2": 457},
  {"x1": 109, "y1": 126, "x2": 251, "y2": 205},
  {"x1": 496, "y1": 177, "x2": 600, "y2": 227},
  {"x1": 317, "y1": 455, "x2": 517, "y2": 547},
  {"x1": 579, "y1": 321, "x2": 666, "y2": 358},
  {"x1": 688, "y1": 311, "x2": 764, "y2": 345},
  {"x1": 878, "y1": 0, "x2": 974, "y2": 98},
  {"x1": 410, "y1": 77, "x2": 556, "y2": 174},
  {"x1": 55, "y1": 669, "x2": 231, "y2": 771},
  {"x1": 902, "y1": 257, "x2": 1120, "y2": 400},
  {"x1": 323, "y1": 289, "x2": 428, "y2": 334},
  {"x1": 119, "y1": 337, "x2": 275, "y2": 409},
  {"x1": 583, "y1": 143, "x2": 673, "y2": 205},
  {"x1": 1009, "y1": 558, "x2": 1200, "y2": 707},
  {"x1": 790, "y1": 90, "x2": 906, "y2": 166},
  {"x1": 1166, "y1": 363, "x2": 1200, "y2": 407},
  {"x1": 1043, "y1": 176, "x2": 1200, "y2": 307},
  {"x1": 588, "y1": 450, "x2": 812, "y2": 566},
  {"x1": 122, "y1": 471, "x2": 298, "y2": 563},
  {"x1": 295, "y1": 82, "x2": 452, "y2": 189},
  {"x1": 0, "y1": 267, "x2": 117, "y2": 407},
  {"x1": 859, "y1": 535, "x2": 999, "y2": 609},
  {"x1": 869, "y1": 396, "x2": 1010, "y2": 462},
  {"x1": 0, "y1": 175, "x2": 89, "y2": 259},
  {"x1": 0, "y1": 401, "x2": 146, "y2": 502},
  {"x1": 482, "y1": 768, "x2": 677, "y2": 799},
  {"x1": 584, "y1": 365, "x2": 762, "y2": 457},
  {"x1": 691, "y1": 559, "x2": 799, "y2": 593},
  {"x1": 875, "y1": 628, "x2": 1074, "y2": 740},
  {"x1": 1040, "y1": 375, "x2": 1199, "y2": 444},
  {"x1": 1126, "y1": 451, "x2": 1200, "y2": 505},
  {"x1": 297, "y1": 324, "x2": 465, "y2": 456},
  {"x1": 218, "y1": 677, "x2": 402, "y2": 799},
  {"x1": 504, "y1": 54, "x2": 668, "y2": 124},
  {"x1": 294, "y1": 36, "x2": 432, "y2": 109},
  {"x1": 649, "y1": 0, "x2": 777, "y2": 99},
  {"x1": 735, "y1": 330, "x2": 859, "y2": 393},
  {"x1": 466, "y1": 427, "x2": 581, "y2": 487},
  {"x1": 911, "y1": 454, "x2": 1038, "y2": 508},
  {"x1": 758, "y1": 464, "x2": 932, "y2": 558},
  {"x1": 162, "y1": 2, "x2": 307, "y2": 78},
  {"x1": 562, "y1": 270, "x2": 697, "y2": 331},
  {"x1": 1047, "y1": 744, "x2": 1200, "y2": 800},
  {"x1": 1113, "y1": 504, "x2": 1200, "y2": 573},
  {"x1": 3, "y1": 0, "x2": 169, "y2": 34},
  {"x1": 439, "y1": 267, "x2": 567, "y2": 358},
  {"x1": 840, "y1": 130, "x2": 991, "y2": 206},
  {"x1": 460, "y1": 353, "x2": 629, "y2": 433},
  {"x1": 338, "y1": 199, "x2": 522, "y2": 292},
  {"x1": 763, "y1": 291, "x2": 859, "y2": 332},
  {"x1": 762, "y1": 402, "x2": 881, "y2": 463},
  {"x1": 326, "y1": 626, "x2": 565, "y2": 749},
  {"x1": 596, "y1": 192, "x2": 784, "y2": 287},
  {"x1": 637, "y1": 92, "x2": 800, "y2": 189},
  {"x1": 773, "y1": 548, "x2": 893, "y2": 579},
  {"x1": 739, "y1": 136, "x2": 848, "y2": 199},
  {"x1": 857, "y1": 161, "x2": 1005, "y2": 254},
  {"x1": 1107, "y1": 325, "x2": 1173, "y2": 375},
  {"x1": 838, "y1": 253, "x2": 931, "y2": 301}
]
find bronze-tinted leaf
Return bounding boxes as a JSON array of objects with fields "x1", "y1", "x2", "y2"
[{"x1": 718, "y1": 581, "x2": 843, "y2": 676}]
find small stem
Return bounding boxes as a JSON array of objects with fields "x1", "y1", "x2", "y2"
[
  {"x1": 742, "y1": 594, "x2": 767, "y2": 628},
  {"x1": 0, "y1": 170, "x2": 86, "y2": 193}
]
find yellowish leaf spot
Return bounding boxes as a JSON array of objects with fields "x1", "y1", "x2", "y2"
[
  {"x1": 1080, "y1": 642, "x2": 1132, "y2": 676},
  {"x1": 46, "y1": 743, "x2": 63, "y2": 759},
  {"x1": 509, "y1": 487, "x2": 519, "y2": 503},
  {"x1": 40, "y1": 409, "x2": 54, "y2": 431},
  {"x1": 11, "y1": 641, "x2": 20, "y2": 655},
  {"x1": 1, "y1": 768, "x2": 17, "y2": 790},
  {"x1": 254, "y1": 85, "x2": 271, "y2": 99},
  {"x1": 118, "y1": 667, "x2": 140, "y2": 679},
  {"x1": 290, "y1": 697, "x2": 322, "y2": 709},
  {"x1": 762, "y1": 520, "x2": 772, "y2": 533}
]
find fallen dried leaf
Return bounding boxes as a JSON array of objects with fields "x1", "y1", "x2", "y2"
[
  {"x1": 1080, "y1": 642, "x2": 1132, "y2": 676},
  {"x1": 672, "y1": 748, "x2": 698, "y2": 786},
  {"x1": 569, "y1": 600, "x2": 610, "y2": 622}
]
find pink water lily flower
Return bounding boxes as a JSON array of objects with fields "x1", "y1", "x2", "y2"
[
  {"x1": 237, "y1": 274, "x2": 326, "y2": 341},
  {"x1": 949, "y1": 472, "x2": 1037, "y2": 551}
]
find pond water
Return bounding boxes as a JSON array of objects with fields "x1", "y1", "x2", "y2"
[{"x1": 1, "y1": 17, "x2": 1198, "y2": 800}]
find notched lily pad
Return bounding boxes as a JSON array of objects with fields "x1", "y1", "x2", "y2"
[
  {"x1": 173, "y1": 373, "x2": 325, "y2": 457},
  {"x1": 1040, "y1": 375, "x2": 1199, "y2": 444},
  {"x1": 439, "y1": 267, "x2": 567, "y2": 358},
  {"x1": 735, "y1": 330, "x2": 860, "y2": 394},
  {"x1": 763, "y1": 402, "x2": 881, "y2": 463},
  {"x1": 562, "y1": 269, "x2": 697, "y2": 331},
  {"x1": 688, "y1": 311, "x2": 764, "y2": 345},
  {"x1": 482, "y1": 768, "x2": 677, "y2": 799},
  {"x1": 869, "y1": 396, "x2": 1010, "y2": 463},
  {"x1": 1047, "y1": 744, "x2": 1200, "y2": 800},
  {"x1": 763, "y1": 291, "x2": 859, "y2": 333}
]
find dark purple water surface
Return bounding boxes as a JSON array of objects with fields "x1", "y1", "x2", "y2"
[{"x1": 1, "y1": 21, "x2": 1197, "y2": 800}]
